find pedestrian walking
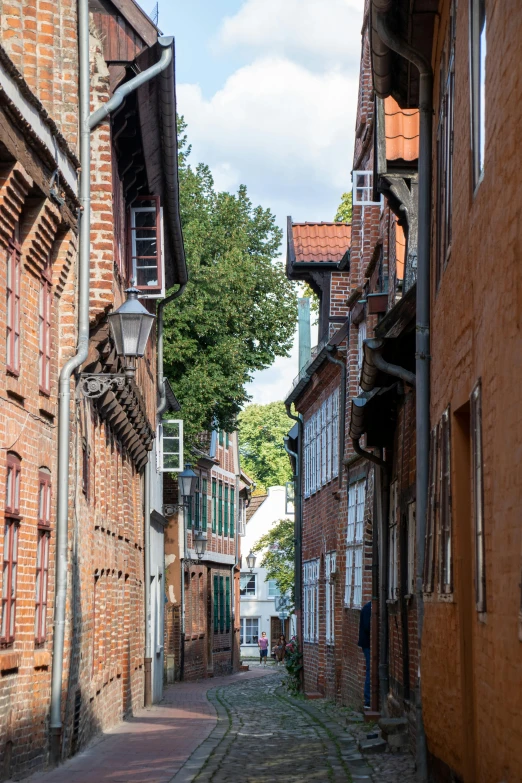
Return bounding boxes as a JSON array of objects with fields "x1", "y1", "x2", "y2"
[
  {"x1": 273, "y1": 634, "x2": 286, "y2": 665},
  {"x1": 258, "y1": 631, "x2": 269, "y2": 665},
  {"x1": 358, "y1": 601, "x2": 371, "y2": 708}
]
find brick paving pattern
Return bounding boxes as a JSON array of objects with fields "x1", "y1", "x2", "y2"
[{"x1": 27, "y1": 667, "x2": 417, "y2": 783}]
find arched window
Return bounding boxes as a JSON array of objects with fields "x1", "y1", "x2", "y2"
[
  {"x1": 2, "y1": 454, "x2": 22, "y2": 645},
  {"x1": 35, "y1": 468, "x2": 51, "y2": 644}
]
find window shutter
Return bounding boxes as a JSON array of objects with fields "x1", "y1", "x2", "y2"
[
  {"x1": 158, "y1": 420, "x2": 183, "y2": 472},
  {"x1": 219, "y1": 576, "x2": 225, "y2": 632},
  {"x1": 224, "y1": 486, "x2": 229, "y2": 537},
  {"x1": 218, "y1": 483, "x2": 223, "y2": 535},
  {"x1": 225, "y1": 576, "x2": 231, "y2": 632},
  {"x1": 213, "y1": 575, "x2": 219, "y2": 632},
  {"x1": 230, "y1": 488, "x2": 235, "y2": 538}
]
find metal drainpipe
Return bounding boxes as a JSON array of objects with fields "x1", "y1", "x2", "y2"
[
  {"x1": 144, "y1": 283, "x2": 186, "y2": 706},
  {"x1": 285, "y1": 405, "x2": 302, "y2": 625},
  {"x1": 325, "y1": 346, "x2": 346, "y2": 489},
  {"x1": 50, "y1": 21, "x2": 176, "y2": 760},
  {"x1": 373, "y1": 12, "x2": 432, "y2": 781},
  {"x1": 372, "y1": 350, "x2": 416, "y2": 387},
  {"x1": 352, "y1": 437, "x2": 387, "y2": 469}
]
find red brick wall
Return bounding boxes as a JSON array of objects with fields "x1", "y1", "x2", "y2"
[{"x1": 423, "y1": 1, "x2": 522, "y2": 781}]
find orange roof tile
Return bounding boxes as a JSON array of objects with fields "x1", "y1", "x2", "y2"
[
  {"x1": 384, "y1": 96, "x2": 419, "y2": 162},
  {"x1": 246, "y1": 494, "x2": 267, "y2": 523},
  {"x1": 291, "y1": 222, "x2": 351, "y2": 264}
]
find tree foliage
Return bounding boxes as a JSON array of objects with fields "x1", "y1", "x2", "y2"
[
  {"x1": 252, "y1": 517, "x2": 295, "y2": 606},
  {"x1": 163, "y1": 119, "x2": 297, "y2": 445},
  {"x1": 238, "y1": 401, "x2": 293, "y2": 493},
  {"x1": 334, "y1": 191, "x2": 353, "y2": 223}
]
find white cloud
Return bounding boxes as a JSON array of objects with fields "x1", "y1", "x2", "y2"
[
  {"x1": 178, "y1": 56, "x2": 358, "y2": 221},
  {"x1": 216, "y1": 0, "x2": 363, "y2": 72}
]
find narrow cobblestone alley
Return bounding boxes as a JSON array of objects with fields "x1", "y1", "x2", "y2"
[{"x1": 27, "y1": 669, "x2": 416, "y2": 783}]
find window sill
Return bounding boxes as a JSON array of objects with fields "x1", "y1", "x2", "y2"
[
  {"x1": 34, "y1": 649, "x2": 51, "y2": 669},
  {"x1": 0, "y1": 650, "x2": 21, "y2": 672},
  {"x1": 437, "y1": 592, "x2": 454, "y2": 603},
  {"x1": 386, "y1": 599, "x2": 399, "y2": 606}
]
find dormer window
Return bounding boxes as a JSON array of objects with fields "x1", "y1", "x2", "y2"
[{"x1": 129, "y1": 196, "x2": 164, "y2": 298}]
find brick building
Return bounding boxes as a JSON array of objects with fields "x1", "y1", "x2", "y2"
[
  {"x1": 164, "y1": 430, "x2": 252, "y2": 682},
  {"x1": 0, "y1": 0, "x2": 187, "y2": 778},
  {"x1": 370, "y1": 0, "x2": 522, "y2": 780}
]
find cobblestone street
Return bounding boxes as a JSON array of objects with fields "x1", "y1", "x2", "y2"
[{"x1": 28, "y1": 668, "x2": 417, "y2": 783}]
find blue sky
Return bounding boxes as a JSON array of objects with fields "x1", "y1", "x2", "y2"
[{"x1": 153, "y1": 0, "x2": 364, "y2": 404}]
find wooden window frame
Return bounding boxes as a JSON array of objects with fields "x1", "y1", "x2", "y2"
[
  {"x1": 435, "y1": 3, "x2": 456, "y2": 288},
  {"x1": 325, "y1": 552, "x2": 336, "y2": 645},
  {"x1": 471, "y1": 381, "x2": 486, "y2": 612},
  {"x1": 218, "y1": 576, "x2": 225, "y2": 633},
  {"x1": 424, "y1": 426, "x2": 439, "y2": 593},
  {"x1": 438, "y1": 407, "x2": 453, "y2": 594},
  {"x1": 470, "y1": 0, "x2": 486, "y2": 189},
  {"x1": 345, "y1": 479, "x2": 366, "y2": 608},
  {"x1": 218, "y1": 482, "x2": 223, "y2": 535},
  {"x1": 129, "y1": 195, "x2": 164, "y2": 298},
  {"x1": 213, "y1": 575, "x2": 219, "y2": 632},
  {"x1": 39, "y1": 254, "x2": 53, "y2": 395},
  {"x1": 35, "y1": 470, "x2": 51, "y2": 644},
  {"x1": 225, "y1": 576, "x2": 230, "y2": 632},
  {"x1": 388, "y1": 480, "x2": 399, "y2": 600},
  {"x1": 2, "y1": 454, "x2": 22, "y2": 645},
  {"x1": 6, "y1": 226, "x2": 21, "y2": 376}
]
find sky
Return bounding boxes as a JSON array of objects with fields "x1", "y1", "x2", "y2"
[{"x1": 153, "y1": 0, "x2": 364, "y2": 404}]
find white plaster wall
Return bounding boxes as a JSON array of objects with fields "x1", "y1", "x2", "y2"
[{"x1": 240, "y1": 486, "x2": 296, "y2": 657}]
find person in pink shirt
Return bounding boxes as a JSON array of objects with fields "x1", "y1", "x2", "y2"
[{"x1": 258, "y1": 631, "x2": 269, "y2": 665}]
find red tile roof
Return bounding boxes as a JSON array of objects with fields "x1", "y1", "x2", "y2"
[
  {"x1": 291, "y1": 222, "x2": 351, "y2": 263},
  {"x1": 246, "y1": 494, "x2": 267, "y2": 523},
  {"x1": 384, "y1": 97, "x2": 419, "y2": 162}
]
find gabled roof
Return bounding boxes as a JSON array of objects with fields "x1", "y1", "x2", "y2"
[
  {"x1": 246, "y1": 494, "x2": 267, "y2": 523},
  {"x1": 384, "y1": 97, "x2": 419, "y2": 162},
  {"x1": 291, "y1": 222, "x2": 351, "y2": 264}
]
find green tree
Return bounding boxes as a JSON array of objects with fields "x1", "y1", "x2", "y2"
[
  {"x1": 334, "y1": 191, "x2": 353, "y2": 222},
  {"x1": 163, "y1": 119, "x2": 297, "y2": 445},
  {"x1": 238, "y1": 402, "x2": 293, "y2": 493},
  {"x1": 252, "y1": 517, "x2": 295, "y2": 606}
]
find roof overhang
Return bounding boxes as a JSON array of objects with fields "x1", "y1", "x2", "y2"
[{"x1": 371, "y1": 0, "x2": 438, "y2": 107}]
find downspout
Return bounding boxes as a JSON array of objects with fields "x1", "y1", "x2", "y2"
[
  {"x1": 285, "y1": 405, "x2": 303, "y2": 628},
  {"x1": 325, "y1": 346, "x2": 346, "y2": 489},
  {"x1": 145, "y1": 282, "x2": 186, "y2": 704},
  {"x1": 373, "y1": 11, "x2": 432, "y2": 780},
  {"x1": 351, "y1": 437, "x2": 386, "y2": 469},
  {"x1": 50, "y1": 24, "x2": 176, "y2": 760},
  {"x1": 50, "y1": 0, "x2": 91, "y2": 761},
  {"x1": 372, "y1": 351, "x2": 416, "y2": 387}
]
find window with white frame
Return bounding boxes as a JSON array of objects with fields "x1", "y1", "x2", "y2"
[
  {"x1": 267, "y1": 580, "x2": 280, "y2": 598},
  {"x1": 407, "y1": 502, "x2": 416, "y2": 596},
  {"x1": 470, "y1": 0, "x2": 486, "y2": 187},
  {"x1": 345, "y1": 480, "x2": 366, "y2": 608},
  {"x1": 304, "y1": 389, "x2": 340, "y2": 498},
  {"x1": 303, "y1": 559, "x2": 319, "y2": 642},
  {"x1": 388, "y1": 480, "x2": 399, "y2": 600},
  {"x1": 352, "y1": 171, "x2": 380, "y2": 206},
  {"x1": 240, "y1": 617, "x2": 259, "y2": 645},
  {"x1": 129, "y1": 196, "x2": 164, "y2": 297},
  {"x1": 157, "y1": 420, "x2": 183, "y2": 472},
  {"x1": 325, "y1": 552, "x2": 336, "y2": 645},
  {"x1": 240, "y1": 572, "x2": 256, "y2": 598}
]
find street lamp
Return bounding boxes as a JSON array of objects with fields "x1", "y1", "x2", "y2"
[
  {"x1": 108, "y1": 287, "x2": 156, "y2": 377},
  {"x1": 178, "y1": 464, "x2": 198, "y2": 502},
  {"x1": 246, "y1": 551, "x2": 256, "y2": 572},
  {"x1": 194, "y1": 531, "x2": 207, "y2": 559}
]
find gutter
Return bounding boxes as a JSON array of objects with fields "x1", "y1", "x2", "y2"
[
  {"x1": 371, "y1": 7, "x2": 432, "y2": 780},
  {"x1": 285, "y1": 405, "x2": 303, "y2": 623},
  {"x1": 361, "y1": 338, "x2": 416, "y2": 392},
  {"x1": 50, "y1": 23, "x2": 177, "y2": 761}
]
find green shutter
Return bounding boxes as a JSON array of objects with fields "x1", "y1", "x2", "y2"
[
  {"x1": 212, "y1": 479, "x2": 217, "y2": 533},
  {"x1": 219, "y1": 430, "x2": 224, "y2": 446},
  {"x1": 213, "y1": 575, "x2": 218, "y2": 632},
  {"x1": 202, "y1": 479, "x2": 208, "y2": 531},
  {"x1": 230, "y1": 488, "x2": 235, "y2": 538},
  {"x1": 219, "y1": 576, "x2": 225, "y2": 632},
  {"x1": 225, "y1": 576, "x2": 231, "y2": 632},
  {"x1": 195, "y1": 490, "x2": 200, "y2": 530},
  {"x1": 218, "y1": 483, "x2": 223, "y2": 535},
  {"x1": 226, "y1": 432, "x2": 230, "y2": 448},
  {"x1": 224, "y1": 486, "x2": 229, "y2": 537},
  {"x1": 187, "y1": 496, "x2": 192, "y2": 528}
]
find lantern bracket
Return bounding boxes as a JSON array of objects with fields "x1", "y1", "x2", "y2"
[{"x1": 79, "y1": 373, "x2": 128, "y2": 398}]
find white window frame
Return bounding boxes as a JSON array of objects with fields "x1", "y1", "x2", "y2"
[
  {"x1": 470, "y1": 0, "x2": 486, "y2": 188},
  {"x1": 240, "y1": 617, "x2": 259, "y2": 645},
  {"x1": 325, "y1": 552, "x2": 336, "y2": 645},
  {"x1": 352, "y1": 170, "x2": 381, "y2": 206},
  {"x1": 388, "y1": 480, "x2": 399, "y2": 600},
  {"x1": 267, "y1": 579, "x2": 280, "y2": 598},
  {"x1": 304, "y1": 389, "x2": 340, "y2": 499},
  {"x1": 303, "y1": 559, "x2": 319, "y2": 643},
  {"x1": 332, "y1": 389, "x2": 339, "y2": 478},
  {"x1": 240, "y1": 572, "x2": 257, "y2": 598},
  {"x1": 129, "y1": 199, "x2": 165, "y2": 298},
  {"x1": 357, "y1": 321, "x2": 367, "y2": 384},
  {"x1": 407, "y1": 501, "x2": 416, "y2": 596},
  {"x1": 345, "y1": 479, "x2": 366, "y2": 608},
  {"x1": 157, "y1": 419, "x2": 183, "y2": 472}
]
